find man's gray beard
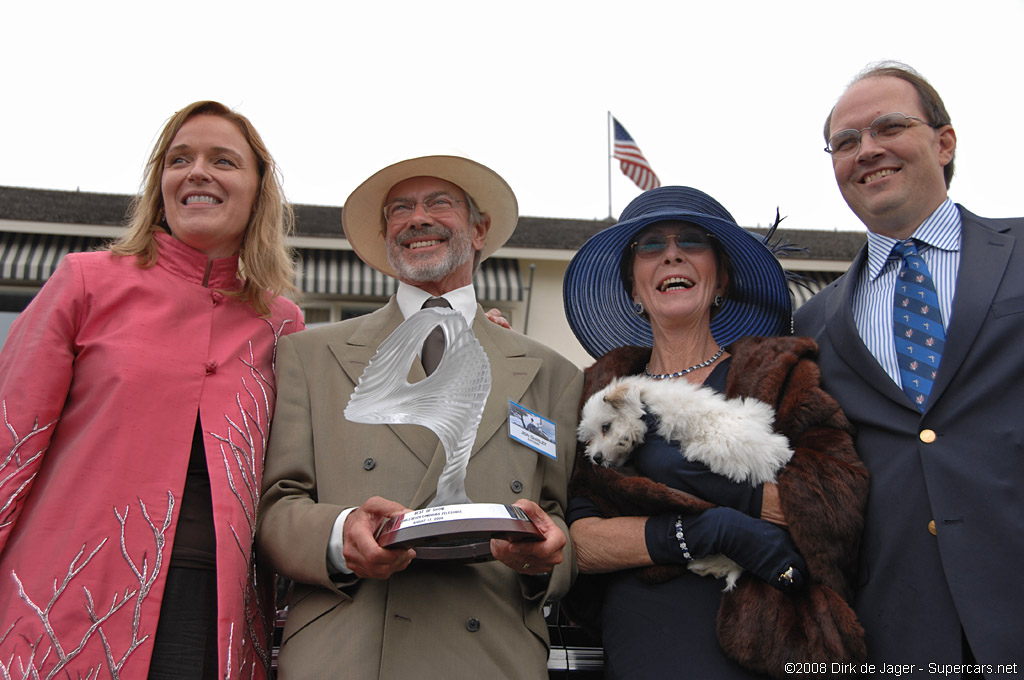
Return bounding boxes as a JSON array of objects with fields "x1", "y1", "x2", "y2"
[{"x1": 386, "y1": 227, "x2": 474, "y2": 283}]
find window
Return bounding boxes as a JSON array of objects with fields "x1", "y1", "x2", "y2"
[{"x1": 300, "y1": 300, "x2": 381, "y2": 327}]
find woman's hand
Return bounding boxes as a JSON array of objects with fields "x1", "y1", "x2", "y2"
[
  {"x1": 679, "y1": 507, "x2": 806, "y2": 593},
  {"x1": 648, "y1": 508, "x2": 806, "y2": 592},
  {"x1": 484, "y1": 308, "x2": 511, "y2": 329}
]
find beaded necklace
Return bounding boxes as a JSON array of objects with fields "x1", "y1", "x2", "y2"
[{"x1": 644, "y1": 346, "x2": 725, "y2": 380}]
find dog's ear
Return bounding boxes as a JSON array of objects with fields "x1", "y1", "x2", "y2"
[
  {"x1": 602, "y1": 383, "x2": 631, "y2": 411},
  {"x1": 602, "y1": 380, "x2": 646, "y2": 421},
  {"x1": 626, "y1": 381, "x2": 646, "y2": 419}
]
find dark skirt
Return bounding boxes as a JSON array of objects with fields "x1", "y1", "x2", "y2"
[
  {"x1": 148, "y1": 566, "x2": 219, "y2": 680},
  {"x1": 601, "y1": 569, "x2": 765, "y2": 680}
]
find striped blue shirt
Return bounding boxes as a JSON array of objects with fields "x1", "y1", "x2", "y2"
[{"x1": 852, "y1": 199, "x2": 962, "y2": 387}]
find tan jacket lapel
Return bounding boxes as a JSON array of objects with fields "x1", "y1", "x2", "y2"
[{"x1": 470, "y1": 307, "x2": 541, "y2": 455}]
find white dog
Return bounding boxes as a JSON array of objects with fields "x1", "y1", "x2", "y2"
[{"x1": 577, "y1": 375, "x2": 794, "y2": 589}]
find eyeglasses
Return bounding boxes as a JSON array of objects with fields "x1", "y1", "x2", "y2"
[
  {"x1": 825, "y1": 112, "x2": 933, "y2": 159},
  {"x1": 631, "y1": 230, "x2": 714, "y2": 259},
  {"x1": 383, "y1": 194, "x2": 464, "y2": 223}
]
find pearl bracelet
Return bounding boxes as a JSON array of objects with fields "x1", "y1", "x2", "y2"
[{"x1": 674, "y1": 515, "x2": 693, "y2": 561}]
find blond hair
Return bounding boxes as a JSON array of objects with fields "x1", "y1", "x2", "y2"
[{"x1": 112, "y1": 101, "x2": 298, "y2": 316}]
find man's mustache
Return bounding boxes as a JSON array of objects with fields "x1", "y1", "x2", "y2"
[{"x1": 396, "y1": 226, "x2": 451, "y2": 246}]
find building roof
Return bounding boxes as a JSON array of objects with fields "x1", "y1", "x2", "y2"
[
  {"x1": 0, "y1": 185, "x2": 865, "y2": 261},
  {"x1": 0, "y1": 186, "x2": 132, "y2": 226}
]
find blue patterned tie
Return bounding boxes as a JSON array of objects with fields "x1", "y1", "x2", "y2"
[{"x1": 892, "y1": 240, "x2": 945, "y2": 411}]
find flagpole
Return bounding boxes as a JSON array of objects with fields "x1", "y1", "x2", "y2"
[{"x1": 607, "y1": 111, "x2": 613, "y2": 219}]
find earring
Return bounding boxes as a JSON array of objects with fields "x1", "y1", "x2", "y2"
[
  {"x1": 713, "y1": 295, "x2": 725, "y2": 308},
  {"x1": 632, "y1": 300, "x2": 645, "y2": 316}
]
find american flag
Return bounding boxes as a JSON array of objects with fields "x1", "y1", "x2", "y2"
[{"x1": 613, "y1": 117, "x2": 660, "y2": 191}]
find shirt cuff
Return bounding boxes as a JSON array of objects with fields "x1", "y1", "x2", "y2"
[{"x1": 327, "y1": 507, "x2": 357, "y2": 574}]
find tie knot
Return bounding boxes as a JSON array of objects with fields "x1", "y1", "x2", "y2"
[
  {"x1": 422, "y1": 297, "x2": 452, "y2": 310},
  {"x1": 892, "y1": 239, "x2": 920, "y2": 259}
]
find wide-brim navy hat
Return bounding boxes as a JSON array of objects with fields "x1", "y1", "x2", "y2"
[{"x1": 563, "y1": 185, "x2": 792, "y2": 360}]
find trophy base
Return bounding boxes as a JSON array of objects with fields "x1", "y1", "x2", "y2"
[{"x1": 376, "y1": 503, "x2": 542, "y2": 562}]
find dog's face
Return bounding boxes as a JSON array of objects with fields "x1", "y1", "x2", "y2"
[{"x1": 577, "y1": 380, "x2": 648, "y2": 467}]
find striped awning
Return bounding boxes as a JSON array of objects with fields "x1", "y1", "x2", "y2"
[
  {"x1": 296, "y1": 248, "x2": 398, "y2": 297},
  {"x1": 0, "y1": 232, "x2": 108, "y2": 282},
  {"x1": 295, "y1": 248, "x2": 523, "y2": 302},
  {"x1": 1, "y1": 233, "x2": 524, "y2": 303},
  {"x1": 474, "y1": 257, "x2": 523, "y2": 302}
]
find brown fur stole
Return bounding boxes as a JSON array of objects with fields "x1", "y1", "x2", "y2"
[{"x1": 566, "y1": 336, "x2": 870, "y2": 677}]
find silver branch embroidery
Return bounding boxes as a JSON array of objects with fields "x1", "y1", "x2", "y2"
[
  {"x1": 1, "y1": 494, "x2": 173, "y2": 680},
  {"x1": 1, "y1": 400, "x2": 57, "y2": 532},
  {"x1": 207, "y1": 318, "x2": 292, "y2": 676}
]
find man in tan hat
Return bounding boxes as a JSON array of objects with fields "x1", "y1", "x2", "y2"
[{"x1": 257, "y1": 156, "x2": 583, "y2": 679}]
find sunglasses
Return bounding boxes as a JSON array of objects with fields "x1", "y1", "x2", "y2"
[{"x1": 631, "y1": 230, "x2": 714, "y2": 259}]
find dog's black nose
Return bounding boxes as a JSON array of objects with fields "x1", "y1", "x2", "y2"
[{"x1": 592, "y1": 453, "x2": 603, "y2": 465}]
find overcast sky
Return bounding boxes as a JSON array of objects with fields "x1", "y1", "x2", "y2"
[{"x1": 2, "y1": 1, "x2": 1021, "y2": 232}]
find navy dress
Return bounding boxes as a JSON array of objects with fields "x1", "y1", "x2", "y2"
[{"x1": 568, "y1": 359, "x2": 772, "y2": 679}]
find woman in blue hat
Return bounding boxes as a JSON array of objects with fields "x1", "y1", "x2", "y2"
[{"x1": 563, "y1": 186, "x2": 868, "y2": 678}]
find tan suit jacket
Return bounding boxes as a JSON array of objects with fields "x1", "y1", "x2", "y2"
[{"x1": 257, "y1": 299, "x2": 583, "y2": 679}]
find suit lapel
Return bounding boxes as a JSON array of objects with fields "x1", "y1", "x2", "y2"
[
  {"x1": 824, "y1": 246, "x2": 912, "y2": 407},
  {"x1": 408, "y1": 308, "x2": 541, "y2": 509},
  {"x1": 328, "y1": 299, "x2": 443, "y2": 468},
  {"x1": 928, "y1": 209, "x2": 1013, "y2": 406},
  {"x1": 471, "y1": 307, "x2": 541, "y2": 454}
]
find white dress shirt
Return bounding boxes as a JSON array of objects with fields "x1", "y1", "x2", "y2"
[{"x1": 851, "y1": 198, "x2": 962, "y2": 387}]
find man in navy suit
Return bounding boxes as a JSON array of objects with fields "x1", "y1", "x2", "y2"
[{"x1": 795, "y1": 62, "x2": 1023, "y2": 676}]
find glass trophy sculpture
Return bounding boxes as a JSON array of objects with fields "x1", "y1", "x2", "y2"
[{"x1": 344, "y1": 307, "x2": 541, "y2": 561}]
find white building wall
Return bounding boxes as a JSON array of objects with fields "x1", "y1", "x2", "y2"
[{"x1": 502, "y1": 258, "x2": 592, "y2": 370}]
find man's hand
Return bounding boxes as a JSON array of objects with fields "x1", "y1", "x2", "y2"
[
  {"x1": 342, "y1": 496, "x2": 416, "y2": 579},
  {"x1": 490, "y1": 500, "x2": 565, "y2": 576}
]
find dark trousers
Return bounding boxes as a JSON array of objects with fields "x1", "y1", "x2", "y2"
[{"x1": 148, "y1": 566, "x2": 219, "y2": 680}]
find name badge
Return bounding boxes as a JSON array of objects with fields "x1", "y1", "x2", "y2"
[{"x1": 508, "y1": 401, "x2": 557, "y2": 459}]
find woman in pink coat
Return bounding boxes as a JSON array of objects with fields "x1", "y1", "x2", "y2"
[{"x1": 0, "y1": 101, "x2": 304, "y2": 679}]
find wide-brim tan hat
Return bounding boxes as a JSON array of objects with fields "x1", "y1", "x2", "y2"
[{"x1": 341, "y1": 155, "x2": 519, "y2": 277}]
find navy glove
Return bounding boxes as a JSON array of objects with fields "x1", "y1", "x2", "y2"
[{"x1": 646, "y1": 508, "x2": 806, "y2": 593}]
